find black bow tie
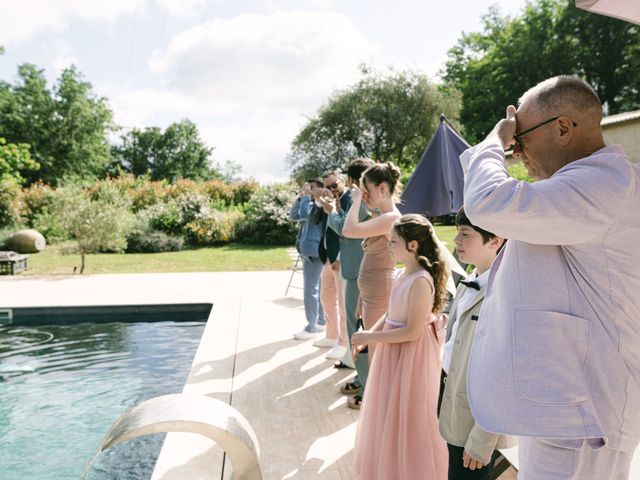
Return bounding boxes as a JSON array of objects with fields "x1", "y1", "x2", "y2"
[{"x1": 459, "y1": 280, "x2": 480, "y2": 290}]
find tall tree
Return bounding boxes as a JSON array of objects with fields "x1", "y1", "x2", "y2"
[
  {"x1": 112, "y1": 119, "x2": 217, "y2": 182},
  {"x1": 443, "y1": 0, "x2": 640, "y2": 143},
  {"x1": 0, "y1": 64, "x2": 115, "y2": 185},
  {"x1": 287, "y1": 66, "x2": 462, "y2": 181}
]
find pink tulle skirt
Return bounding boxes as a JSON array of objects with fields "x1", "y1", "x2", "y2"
[{"x1": 354, "y1": 322, "x2": 448, "y2": 479}]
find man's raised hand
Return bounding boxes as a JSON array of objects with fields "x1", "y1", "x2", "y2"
[{"x1": 492, "y1": 105, "x2": 517, "y2": 151}]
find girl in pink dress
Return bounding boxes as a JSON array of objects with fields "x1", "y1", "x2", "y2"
[{"x1": 351, "y1": 213, "x2": 450, "y2": 480}]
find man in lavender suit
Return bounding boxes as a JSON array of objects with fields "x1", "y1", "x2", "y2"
[{"x1": 461, "y1": 75, "x2": 640, "y2": 479}]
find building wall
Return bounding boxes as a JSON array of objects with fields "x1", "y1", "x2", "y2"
[{"x1": 602, "y1": 120, "x2": 640, "y2": 164}]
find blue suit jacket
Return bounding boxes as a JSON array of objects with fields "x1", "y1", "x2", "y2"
[{"x1": 289, "y1": 195, "x2": 326, "y2": 258}]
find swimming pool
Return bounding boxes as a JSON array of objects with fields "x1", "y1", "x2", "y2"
[{"x1": 0, "y1": 319, "x2": 206, "y2": 479}]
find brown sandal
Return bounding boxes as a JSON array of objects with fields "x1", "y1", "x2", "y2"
[
  {"x1": 340, "y1": 381, "x2": 361, "y2": 395},
  {"x1": 348, "y1": 395, "x2": 362, "y2": 409}
]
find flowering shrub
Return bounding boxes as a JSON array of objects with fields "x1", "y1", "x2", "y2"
[
  {"x1": 184, "y1": 210, "x2": 245, "y2": 246},
  {"x1": 15, "y1": 177, "x2": 292, "y2": 248},
  {"x1": 17, "y1": 182, "x2": 56, "y2": 226},
  {"x1": 0, "y1": 178, "x2": 20, "y2": 228},
  {"x1": 237, "y1": 183, "x2": 298, "y2": 245}
]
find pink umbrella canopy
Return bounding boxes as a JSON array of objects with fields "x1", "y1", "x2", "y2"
[{"x1": 576, "y1": 0, "x2": 640, "y2": 25}]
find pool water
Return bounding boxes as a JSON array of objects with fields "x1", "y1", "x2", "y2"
[{"x1": 0, "y1": 321, "x2": 206, "y2": 480}]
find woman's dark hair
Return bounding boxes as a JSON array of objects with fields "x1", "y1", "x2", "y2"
[
  {"x1": 362, "y1": 161, "x2": 402, "y2": 196},
  {"x1": 345, "y1": 158, "x2": 375, "y2": 182},
  {"x1": 394, "y1": 214, "x2": 450, "y2": 313}
]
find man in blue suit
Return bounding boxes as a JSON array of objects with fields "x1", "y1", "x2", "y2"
[{"x1": 289, "y1": 179, "x2": 327, "y2": 339}]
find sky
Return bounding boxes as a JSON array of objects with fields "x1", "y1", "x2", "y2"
[{"x1": 0, "y1": 0, "x2": 531, "y2": 184}]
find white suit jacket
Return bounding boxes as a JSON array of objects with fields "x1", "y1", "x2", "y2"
[{"x1": 461, "y1": 134, "x2": 640, "y2": 452}]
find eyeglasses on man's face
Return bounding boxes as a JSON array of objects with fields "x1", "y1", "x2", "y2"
[{"x1": 512, "y1": 116, "x2": 577, "y2": 151}]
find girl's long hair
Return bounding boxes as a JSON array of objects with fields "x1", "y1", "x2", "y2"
[{"x1": 394, "y1": 214, "x2": 450, "y2": 313}]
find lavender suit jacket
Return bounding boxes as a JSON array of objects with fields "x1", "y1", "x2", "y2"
[{"x1": 462, "y1": 135, "x2": 640, "y2": 452}]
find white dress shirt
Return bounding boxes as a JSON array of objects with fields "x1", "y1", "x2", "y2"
[{"x1": 442, "y1": 269, "x2": 488, "y2": 374}]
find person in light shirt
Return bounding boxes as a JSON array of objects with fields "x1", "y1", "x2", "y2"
[
  {"x1": 462, "y1": 75, "x2": 640, "y2": 479},
  {"x1": 438, "y1": 207, "x2": 515, "y2": 480}
]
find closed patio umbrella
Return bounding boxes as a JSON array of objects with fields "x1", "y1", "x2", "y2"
[{"x1": 576, "y1": 0, "x2": 640, "y2": 25}]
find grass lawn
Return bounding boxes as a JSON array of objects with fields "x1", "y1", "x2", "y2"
[
  {"x1": 23, "y1": 243, "x2": 293, "y2": 276},
  {"x1": 434, "y1": 224, "x2": 457, "y2": 251},
  {"x1": 19, "y1": 225, "x2": 457, "y2": 276}
]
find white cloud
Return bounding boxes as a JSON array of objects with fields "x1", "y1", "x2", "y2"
[
  {"x1": 49, "y1": 40, "x2": 80, "y2": 76},
  {"x1": 107, "y1": 87, "x2": 200, "y2": 128},
  {"x1": 199, "y1": 112, "x2": 306, "y2": 182},
  {"x1": 124, "y1": 10, "x2": 378, "y2": 182},
  {"x1": 149, "y1": 11, "x2": 376, "y2": 108},
  {"x1": 0, "y1": 0, "x2": 137, "y2": 45},
  {"x1": 154, "y1": 0, "x2": 208, "y2": 16}
]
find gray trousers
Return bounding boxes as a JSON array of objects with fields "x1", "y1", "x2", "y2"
[
  {"x1": 518, "y1": 437, "x2": 634, "y2": 480},
  {"x1": 343, "y1": 277, "x2": 369, "y2": 390}
]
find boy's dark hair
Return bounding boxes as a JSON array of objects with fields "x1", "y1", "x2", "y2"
[
  {"x1": 455, "y1": 207, "x2": 497, "y2": 244},
  {"x1": 345, "y1": 158, "x2": 375, "y2": 182}
]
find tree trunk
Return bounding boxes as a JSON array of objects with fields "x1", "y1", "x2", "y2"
[{"x1": 80, "y1": 252, "x2": 86, "y2": 274}]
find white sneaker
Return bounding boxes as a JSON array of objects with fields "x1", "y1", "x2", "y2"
[
  {"x1": 313, "y1": 337, "x2": 337, "y2": 348},
  {"x1": 325, "y1": 344, "x2": 348, "y2": 359},
  {"x1": 293, "y1": 329, "x2": 319, "y2": 340},
  {"x1": 316, "y1": 324, "x2": 326, "y2": 332}
]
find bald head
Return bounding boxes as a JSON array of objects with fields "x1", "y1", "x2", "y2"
[
  {"x1": 512, "y1": 76, "x2": 606, "y2": 177},
  {"x1": 519, "y1": 75, "x2": 602, "y2": 128}
]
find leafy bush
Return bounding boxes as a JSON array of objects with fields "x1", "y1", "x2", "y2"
[
  {"x1": 200, "y1": 179, "x2": 258, "y2": 206},
  {"x1": 184, "y1": 210, "x2": 245, "y2": 246},
  {"x1": 16, "y1": 182, "x2": 56, "y2": 226},
  {"x1": 128, "y1": 178, "x2": 168, "y2": 212},
  {"x1": 45, "y1": 185, "x2": 135, "y2": 271},
  {"x1": 126, "y1": 231, "x2": 184, "y2": 253},
  {"x1": 149, "y1": 191, "x2": 211, "y2": 234},
  {"x1": 32, "y1": 209, "x2": 70, "y2": 244},
  {"x1": 237, "y1": 183, "x2": 298, "y2": 245},
  {"x1": 507, "y1": 161, "x2": 534, "y2": 183},
  {"x1": 0, "y1": 178, "x2": 20, "y2": 228}
]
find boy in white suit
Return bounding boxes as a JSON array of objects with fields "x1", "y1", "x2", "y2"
[
  {"x1": 461, "y1": 75, "x2": 640, "y2": 479},
  {"x1": 438, "y1": 207, "x2": 515, "y2": 480}
]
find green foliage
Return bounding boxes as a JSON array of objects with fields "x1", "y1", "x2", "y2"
[
  {"x1": 32, "y1": 208, "x2": 70, "y2": 244},
  {"x1": 15, "y1": 177, "x2": 267, "y2": 249},
  {"x1": 0, "y1": 137, "x2": 39, "y2": 227},
  {"x1": 237, "y1": 183, "x2": 298, "y2": 245},
  {"x1": 0, "y1": 64, "x2": 115, "y2": 185},
  {"x1": 125, "y1": 231, "x2": 184, "y2": 253},
  {"x1": 0, "y1": 137, "x2": 38, "y2": 184},
  {"x1": 17, "y1": 182, "x2": 56, "y2": 227},
  {"x1": 112, "y1": 119, "x2": 217, "y2": 182},
  {"x1": 184, "y1": 210, "x2": 245, "y2": 246},
  {"x1": 0, "y1": 178, "x2": 20, "y2": 228},
  {"x1": 42, "y1": 185, "x2": 134, "y2": 271},
  {"x1": 443, "y1": 0, "x2": 640, "y2": 143},
  {"x1": 287, "y1": 66, "x2": 462, "y2": 181},
  {"x1": 507, "y1": 162, "x2": 534, "y2": 183}
]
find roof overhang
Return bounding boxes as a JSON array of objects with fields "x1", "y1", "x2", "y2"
[{"x1": 576, "y1": 0, "x2": 640, "y2": 25}]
